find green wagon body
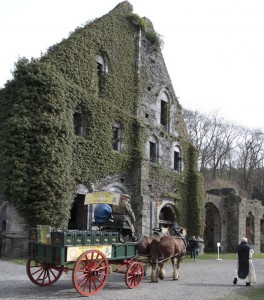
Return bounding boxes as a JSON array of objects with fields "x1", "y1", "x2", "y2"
[
  {"x1": 27, "y1": 225, "x2": 144, "y2": 296},
  {"x1": 28, "y1": 241, "x2": 138, "y2": 265}
]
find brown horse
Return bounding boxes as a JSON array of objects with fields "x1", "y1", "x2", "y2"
[
  {"x1": 149, "y1": 228, "x2": 187, "y2": 282},
  {"x1": 137, "y1": 227, "x2": 170, "y2": 274}
]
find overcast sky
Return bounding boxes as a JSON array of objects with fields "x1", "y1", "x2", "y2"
[{"x1": 1, "y1": 0, "x2": 264, "y2": 130}]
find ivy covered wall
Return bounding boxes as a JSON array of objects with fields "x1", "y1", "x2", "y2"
[
  {"x1": 0, "y1": 1, "x2": 205, "y2": 236},
  {"x1": 0, "y1": 2, "x2": 141, "y2": 228}
]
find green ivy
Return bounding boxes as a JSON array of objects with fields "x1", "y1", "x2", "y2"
[
  {"x1": 0, "y1": 2, "x2": 205, "y2": 233},
  {"x1": 0, "y1": 3, "x2": 142, "y2": 227}
]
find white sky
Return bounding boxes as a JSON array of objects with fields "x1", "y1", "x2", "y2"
[{"x1": 1, "y1": 0, "x2": 264, "y2": 130}]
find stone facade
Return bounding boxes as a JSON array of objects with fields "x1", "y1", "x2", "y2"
[
  {"x1": 1, "y1": 2, "x2": 263, "y2": 258},
  {"x1": 0, "y1": 2, "x2": 186, "y2": 258},
  {"x1": 205, "y1": 188, "x2": 264, "y2": 253}
]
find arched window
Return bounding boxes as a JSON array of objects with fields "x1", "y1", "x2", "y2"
[
  {"x1": 96, "y1": 53, "x2": 108, "y2": 91},
  {"x1": 160, "y1": 93, "x2": 169, "y2": 128},
  {"x1": 112, "y1": 122, "x2": 123, "y2": 152},
  {"x1": 156, "y1": 90, "x2": 170, "y2": 133},
  {"x1": 172, "y1": 145, "x2": 182, "y2": 172}
]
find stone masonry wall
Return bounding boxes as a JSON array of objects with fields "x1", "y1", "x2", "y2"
[{"x1": 206, "y1": 188, "x2": 264, "y2": 253}]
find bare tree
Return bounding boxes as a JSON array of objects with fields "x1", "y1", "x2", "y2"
[
  {"x1": 183, "y1": 109, "x2": 264, "y2": 197},
  {"x1": 237, "y1": 128, "x2": 264, "y2": 193},
  {"x1": 207, "y1": 121, "x2": 240, "y2": 180},
  {"x1": 183, "y1": 110, "x2": 216, "y2": 173},
  {"x1": 183, "y1": 110, "x2": 239, "y2": 177}
]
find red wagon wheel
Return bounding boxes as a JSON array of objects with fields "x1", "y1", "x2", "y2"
[
  {"x1": 26, "y1": 259, "x2": 63, "y2": 286},
  {"x1": 125, "y1": 261, "x2": 144, "y2": 289},
  {"x1": 72, "y1": 249, "x2": 109, "y2": 297}
]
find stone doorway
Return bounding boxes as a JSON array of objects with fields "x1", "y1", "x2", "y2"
[
  {"x1": 158, "y1": 203, "x2": 177, "y2": 230},
  {"x1": 68, "y1": 194, "x2": 87, "y2": 230},
  {"x1": 204, "y1": 202, "x2": 221, "y2": 252}
]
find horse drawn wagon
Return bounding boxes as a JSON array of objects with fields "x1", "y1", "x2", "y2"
[{"x1": 26, "y1": 192, "x2": 145, "y2": 297}]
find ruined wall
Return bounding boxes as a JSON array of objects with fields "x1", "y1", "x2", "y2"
[
  {"x1": 0, "y1": 201, "x2": 29, "y2": 258},
  {"x1": 238, "y1": 198, "x2": 263, "y2": 252},
  {"x1": 206, "y1": 188, "x2": 264, "y2": 253}
]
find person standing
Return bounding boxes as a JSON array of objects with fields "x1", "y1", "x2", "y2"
[
  {"x1": 189, "y1": 236, "x2": 198, "y2": 260},
  {"x1": 233, "y1": 237, "x2": 257, "y2": 286},
  {"x1": 112, "y1": 194, "x2": 136, "y2": 237}
]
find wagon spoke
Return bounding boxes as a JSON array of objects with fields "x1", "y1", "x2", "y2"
[
  {"x1": 73, "y1": 249, "x2": 109, "y2": 297},
  {"x1": 26, "y1": 259, "x2": 63, "y2": 287},
  {"x1": 125, "y1": 262, "x2": 144, "y2": 289},
  {"x1": 31, "y1": 266, "x2": 45, "y2": 277}
]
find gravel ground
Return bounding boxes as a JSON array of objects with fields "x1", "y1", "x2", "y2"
[{"x1": 0, "y1": 257, "x2": 263, "y2": 299}]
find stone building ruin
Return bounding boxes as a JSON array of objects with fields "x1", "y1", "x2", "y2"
[
  {"x1": 0, "y1": 2, "x2": 204, "y2": 257},
  {"x1": 205, "y1": 188, "x2": 264, "y2": 253},
  {"x1": 1, "y1": 2, "x2": 263, "y2": 258}
]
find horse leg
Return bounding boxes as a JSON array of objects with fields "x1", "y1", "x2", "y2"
[
  {"x1": 144, "y1": 259, "x2": 151, "y2": 276},
  {"x1": 172, "y1": 257, "x2": 179, "y2": 280},
  {"x1": 150, "y1": 259, "x2": 159, "y2": 283},
  {"x1": 158, "y1": 261, "x2": 166, "y2": 280}
]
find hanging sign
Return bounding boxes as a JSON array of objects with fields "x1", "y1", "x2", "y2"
[{"x1": 84, "y1": 192, "x2": 121, "y2": 205}]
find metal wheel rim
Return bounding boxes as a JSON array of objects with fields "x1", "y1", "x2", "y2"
[
  {"x1": 72, "y1": 249, "x2": 109, "y2": 296},
  {"x1": 26, "y1": 259, "x2": 63, "y2": 287},
  {"x1": 125, "y1": 261, "x2": 144, "y2": 289}
]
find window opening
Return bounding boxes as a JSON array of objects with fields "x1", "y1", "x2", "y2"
[
  {"x1": 158, "y1": 91, "x2": 170, "y2": 133},
  {"x1": 96, "y1": 54, "x2": 108, "y2": 92},
  {"x1": 160, "y1": 100, "x2": 168, "y2": 126},
  {"x1": 150, "y1": 141, "x2": 157, "y2": 163},
  {"x1": 174, "y1": 147, "x2": 182, "y2": 171},
  {"x1": 113, "y1": 123, "x2": 122, "y2": 152},
  {"x1": 97, "y1": 62, "x2": 104, "y2": 90},
  {"x1": 74, "y1": 110, "x2": 87, "y2": 136}
]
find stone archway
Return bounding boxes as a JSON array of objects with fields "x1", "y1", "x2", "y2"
[
  {"x1": 204, "y1": 202, "x2": 221, "y2": 252},
  {"x1": 158, "y1": 203, "x2": 177, "y2": 229},
  {"x1": 246, "y1": 212, "x2": 255, "y2": 244}
]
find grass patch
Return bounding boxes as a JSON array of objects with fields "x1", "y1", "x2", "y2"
[
  {"x1": 218, "y1": 285, "x2": 264, "y2": 300},
  {"x1": 189, "y1": 252, "x2": 264, "y2": 260},
  {"x1": 10, "y1": 259, "x2": 27, "y2": 265}
]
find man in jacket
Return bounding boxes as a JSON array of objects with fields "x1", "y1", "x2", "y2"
[{"x1": 112, "y1": 194, "x2": 136, "y2": 237}]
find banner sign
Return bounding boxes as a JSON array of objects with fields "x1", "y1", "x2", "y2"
[
  {"x1": 66, "y1": 245, "x2": 112, "y2": 261},
  {"x1": 84, "y1": 192, "x2": 121, "y2": 205}
]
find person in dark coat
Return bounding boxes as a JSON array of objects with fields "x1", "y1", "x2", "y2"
[
  {"x1": 189, "y1": 236, "x2": 198, "y2": 260},
  {"x1": 94, "y1": 204, "x2": 112, "y2": 224},
  {"x1": 233, "y1": 237, "x2": 257, "y2": 286}
]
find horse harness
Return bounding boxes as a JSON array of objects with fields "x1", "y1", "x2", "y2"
[{"x1": 153, "y1": 234, "x2": 187, "y2": 264}]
